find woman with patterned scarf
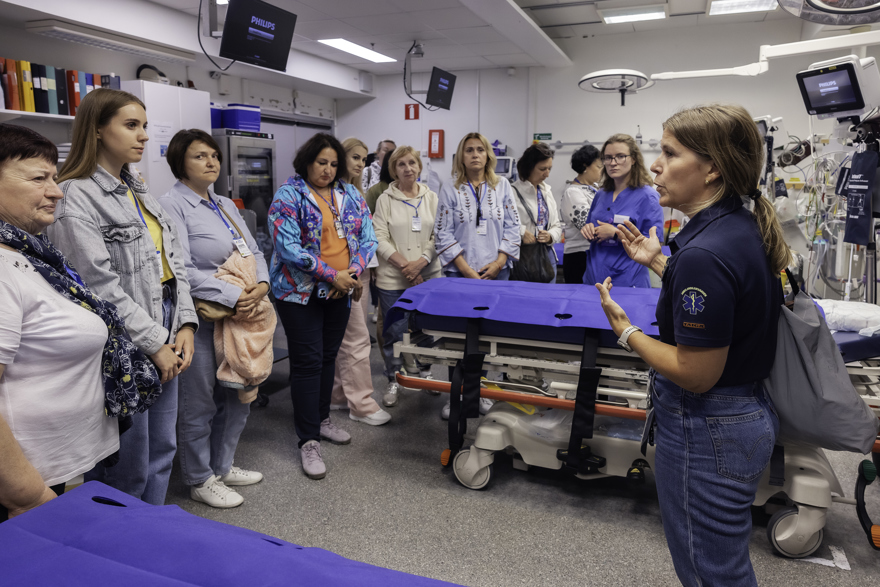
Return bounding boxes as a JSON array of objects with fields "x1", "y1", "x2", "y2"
[{"x1": 0, "y1": 124, "x2": 160, "y2": 521}]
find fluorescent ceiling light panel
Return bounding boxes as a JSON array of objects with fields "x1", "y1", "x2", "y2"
[
  {"x1": 216, "y1": 0, "x2": 229, "y2": 5},
  {"x1": 708, "y1": 0, "x2": 777, "y2": 15},
  {"x1": 599, "y1": 4, "x2": 668, "y2": 24},
  {"x1": 318, "y1": 39, "x2": 396, "y2": 63}
]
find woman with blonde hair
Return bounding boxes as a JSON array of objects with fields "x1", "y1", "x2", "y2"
[
  {"x1": 48, "y1": 88, "x2": 198, "y2": 506},
  {"x1": 373, "y1": 146, "x2": 441, "y2": 407},
  {"x1": 328, "y1": 137, "x2": 390, "y2": 426},
  {"x1": 595, "y1": 104, "x2": 790, "y2": 586},
  {"x1": 434, "y1": 132, "x2": 520, "y2": 281},
  {"x1": 582, "y1": 133, "x2": 663, "y2": 288}
]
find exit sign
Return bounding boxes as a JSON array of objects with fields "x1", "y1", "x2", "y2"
[
  {"x1": 533, "y1": 133, "x2": 552, "y2": 141},
  {"x1": 405, "y1": 104, "x2": 420, "y2": 120}
]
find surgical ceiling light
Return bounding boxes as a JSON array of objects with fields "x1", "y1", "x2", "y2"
[
  {"x1": 216, "y1": 0, "x2": 229, "y2": 5},
  {"x1": 778, "y1": 0, "x2": 880, "y2": 25},
  {"x1": 25, "y1": 19, "x2": 195, "y2": 63},
  {"x1": 708, "y1": 0, "x2": 777, "y2": 15},
  {"x1": 318, "y1": 39, "x2": 397, "y2": 63},
  {"x1": 579, "y1": 69, "x2": 654, "y2": 106},
  {"x1": 598, "y1": 4, "x2": 668, "y2": 24}
]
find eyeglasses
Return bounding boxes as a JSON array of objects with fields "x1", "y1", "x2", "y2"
[{"x1": 602, "y1": 154, "x2": 630, "y2": 164}]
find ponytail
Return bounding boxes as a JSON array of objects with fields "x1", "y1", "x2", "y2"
[{"x1": 753, "y1": 196, "x2": 792, "y2": 275}]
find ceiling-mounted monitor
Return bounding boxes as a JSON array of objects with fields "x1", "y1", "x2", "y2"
[
  {"x1": 219, "y1": 0, "x2": 297, "y2": 72},
  {"x1": 796, "y1": 55, "x2": 880, "y2": 120},
  {"x1": 426, "y1": 67, "x2": 456, "y2": 110}
]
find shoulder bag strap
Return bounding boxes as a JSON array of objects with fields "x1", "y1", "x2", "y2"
[{"x1": 511, "y1": 186, "x2": 537, "y2": 226}]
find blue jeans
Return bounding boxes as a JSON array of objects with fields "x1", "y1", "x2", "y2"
[
  {"x1": 377, "y1": 287, "x2": 432, "y2": 378},
  {"x1": 87, "y1": 294, "x2": 179, "y2": 505},
  {"x1": 177, "y1": 320, "x2": 252, "y2": 486},
  {"x1": 651, "y1": 372, "x2": 778, "y2": 587},
  {"x1": 276, "y1": 293, "x2": 350, "y2": 447}
]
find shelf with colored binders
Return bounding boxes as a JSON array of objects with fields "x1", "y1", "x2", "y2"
[{"x1": 0, "y1": 109, "x2": 74, "y2": 123}]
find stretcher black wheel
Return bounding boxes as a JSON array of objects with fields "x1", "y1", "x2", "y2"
[
  {"x1": 767, "y1": 506, "x2": 823, "y2": 558},
  {"x1": 452, "y1": 451, "x2": 492, "y2": 490}
]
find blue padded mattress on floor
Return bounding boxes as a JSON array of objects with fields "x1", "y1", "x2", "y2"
[
  {"x1": 0, "y1": 481, "x2": 459, "y2": 586},
  {"x1": 389, "y1": 279, "x2": 661, "y2": 348}
]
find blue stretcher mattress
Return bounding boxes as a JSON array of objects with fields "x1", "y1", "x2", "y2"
[
  {"x1": 0, "y1": 481, "x2": 458, "y2": 586},
  {"x1": 389, "y1": 279, "x2": 661, "y2": 348},
  {"x1": 833, "y1": 330, "x2": 880, "y2": 363}
]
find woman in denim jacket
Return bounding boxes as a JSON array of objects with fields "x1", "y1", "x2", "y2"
[
  {"x1": 269, "y1": 133, "x2": 376, "y2": 480},
  {"x1": 595, "y1": 105, "x2": 790, "y2": 586},
  {"x1": 48, "y1": 89, "x2": 198, "y2": 506}
]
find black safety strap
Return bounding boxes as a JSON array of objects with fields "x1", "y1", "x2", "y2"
[
  {"x1": 769, "y1": 444, "x2": 785, "y2": 487},
  {"x1": 564, "y1": 328, "x2": 602, "y2": 471},
  {"x1": 448, "y1": 318, "x2": 485, "y2": 456}
]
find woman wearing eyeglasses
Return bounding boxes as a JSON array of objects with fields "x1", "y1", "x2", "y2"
[{"x1": 582, "y1": 134, "x2": 664, "y2": 288}]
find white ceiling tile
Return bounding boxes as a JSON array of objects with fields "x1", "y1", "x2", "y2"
[
  {"x1": 409, "y1": 56, "x2": 495, "y2": 72},
  {"x1": 696, "y1": 12, "x2": 769, "y2": 24},
  {"x1": 390, "y1": 35, "x2": 457, "y2": 49},
  {"x1": 415, "y1": 44, "x2": 479, "y2": 59},
  {"x1": 763, "y1": 8, "x2": 797, "y2": 20},
  {"x1": 632, "y1": 14, "x2": 698, "y2": 31},
  {"x1": 668, "y1": 0, "x2": 707, "y2": 15},
  {"x1": 389, "y1": 0, "x2": 464, "y2": 10},
  {"x1": 441, "y1": 26, "x2": 509, "y2": 44},
  {"x1": 465, "y1": 41, "x2": 523, "y2": 56},
  {"x1": 515, "y1": 0, "x2": 564, "y2": 6},
  {"x1": 297, "y1": 0, "x2": 401, "y2": 18},
  {"x1": 484, "y1": 53, "x2": 540, "y2": 66},
  {"x1": 294, "y1": 19, "x2": 368, "y2": 40},
  {"x1": 570, "y1": 22, "x2": 636, "y2": 37},
  {"x1": 543, "y1": 25, "x2": 576, "y2": 39},
  {"x1": 528, "y1": 5, "x2": 600, "y2": 27},
  {"x1": 276, "y1": 1, "x2": 332, "y2": 22},
  {"x1": 413, "y1": 7, "x2": 488, "y2": 30},
  {"x1": 340, "y1": 13, "x2": 432, "y2": 36}
]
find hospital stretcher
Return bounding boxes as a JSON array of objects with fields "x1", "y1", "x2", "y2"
[{"x1": 388, "y1": 279, "x2": 880, "y2": 559}]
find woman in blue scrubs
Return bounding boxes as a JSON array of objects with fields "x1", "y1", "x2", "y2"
[
  {"x1": 582, "y1": 134, "x2": 663, "y2": 288},
  {"x1": 595, "y1": 104, "x2": 790, "y2": 586}
]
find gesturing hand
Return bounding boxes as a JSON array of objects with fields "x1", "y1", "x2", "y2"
[
  {"x1": 595, "y1": 277, "x2": 631, "y2": 337},
  {"x1": 617, "y1": 221, "x2": 661, "y2": 268}
]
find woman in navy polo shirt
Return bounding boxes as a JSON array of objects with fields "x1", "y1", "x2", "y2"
[
  {"x1": 582, "y1": 134, "x2": 663, "y2": 288},
  {"x1": 594, "y1": 105, "x2": 790, "y2": 586}
]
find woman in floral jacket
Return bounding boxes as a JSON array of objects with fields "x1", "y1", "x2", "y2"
[{"x1": 268, "y1": 133, "x2": 376, "y2": 480}]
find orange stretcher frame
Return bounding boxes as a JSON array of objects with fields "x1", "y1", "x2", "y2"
[{"x1": 396, "y1": 373, "x2": 880, "y2": 454}]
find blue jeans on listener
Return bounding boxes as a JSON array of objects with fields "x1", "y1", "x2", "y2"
[
  {"x1": 87, "y1": 294, "x2": 179, "y2": 506},
  {"x1": 377, "y1": 287, "x2": 432, "y2": 378},
  {"x1": 177, "y1": 320, "x2": 251, "y2": 486},
  {"x1": 651, "y1": 372, "x2": 778, "y2": 587}
]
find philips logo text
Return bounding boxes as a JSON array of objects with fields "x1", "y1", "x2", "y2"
[{"x1": 251, "y1": 16, "x2": 276, "y2": 30}]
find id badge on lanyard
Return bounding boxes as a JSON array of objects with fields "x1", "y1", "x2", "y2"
[
  {"x1": 335, "y1": 220, "x2": 345, "y2": 239},
  {"x1": 412, "y1": 216, "x2": 422, "y2": 232},
  {"x1": 476, "y1": 218, "x2": 488, "y2": 235},
  {"x1": 233, "y1": 237, "x2": 252, "y2": 257}
]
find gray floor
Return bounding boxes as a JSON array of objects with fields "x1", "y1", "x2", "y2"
[{"x1": 166, "y1": 309, "x2": 880, "y2": 586}]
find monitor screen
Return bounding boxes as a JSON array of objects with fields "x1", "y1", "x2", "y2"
[
  {"x1": 220, "y1": 0, "x2": 297, "y2": 72},
  {"x1": 495, "y1": 158, "x2": 510, "y2": 174},
  {"x1": 426, "y1": 67, "x2": 456, "y2": 110},
  {"x1": 755, "y1": 120, "x2": 768, "y2": 137},
  {"x1": 797, "y1": 63, "x2": 864, "y2": 116}
]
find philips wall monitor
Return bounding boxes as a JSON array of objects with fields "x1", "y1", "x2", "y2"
[
  {"x1": 495, "y1": 157, "x2": 511, "y2": 175},
  {"x1": 220, "y1": 0, "x2": 297, "y2": 72},
  {"x1": 796, "y1": 63, "x2": 864, "y2": 117},
  {"x1": 426, "y1": 67, "x2": 456, "y2": 110}
]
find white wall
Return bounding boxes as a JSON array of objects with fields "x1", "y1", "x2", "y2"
[
  {"x1": 337, "y1": 68, "x2": 530, "y2": 182},
  {"x1": 337, "y1": 19, "x2": 880, "y2": 201}
]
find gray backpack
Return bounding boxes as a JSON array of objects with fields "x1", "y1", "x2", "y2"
[{"x1": 764, "y1": 275, "x2": 878, "y2": 454}]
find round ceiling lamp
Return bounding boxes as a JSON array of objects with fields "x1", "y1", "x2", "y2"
[
  {"x1": 578, "y1": 69, "x2": 654, "y2": 106},
  {"x1": 778, "y1": 0, "x2": 880, "y2": 26}
]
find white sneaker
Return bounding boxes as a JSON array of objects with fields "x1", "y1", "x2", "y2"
[
  {"x1": 383, "y1": 380, "x2": 400, "y2": 407},
  {"x1": 191, "y1": 475, "x2": 244, "y2": 508},
  {"x1": 349, "y1": 408, "x2": 391, "y2": 426},
  {"x1": 420, "y1": 371, "x2": 440, "y2": 395},
  {"x1": 441, "y1": 397, "x2": 493, "y2": 420},
  {"x1": 219, "y1": 465, "x2": 263, "y2": 486},
  {"x1": 371, "y1": 312, "x2": 378, "y2": 323}
]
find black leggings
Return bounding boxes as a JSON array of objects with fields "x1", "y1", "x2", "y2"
[
  {"x1": 562, "y1": 250, "x2": 587, "y2": 285},
  {"x1": 0, "y1": 482, "x2": 65, "y2": 523}
]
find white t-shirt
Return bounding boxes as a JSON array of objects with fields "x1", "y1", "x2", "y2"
[{"x1": 0, "y1": 248, "x2": 118, "y2": 486}]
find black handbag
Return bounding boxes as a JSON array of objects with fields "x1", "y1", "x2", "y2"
[{"x1": 510, "y1": 186, "x2": 555, "y2": 283}]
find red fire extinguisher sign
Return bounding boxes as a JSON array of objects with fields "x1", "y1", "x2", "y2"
[{"x1": 405, "y1": 104, "x2": 420, "y2": 120}]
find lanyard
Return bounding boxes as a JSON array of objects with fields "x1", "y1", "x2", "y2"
[
  {"x1": 64, "y1": 265, "x2": 86, "y2": 289},
  {"x1": 573, "y1": 179, "x2": 583, "y2": 185},
  {"x1": 536, "y1": 186, "x2": 547, "y2": 229},
  {"x1": 207, "y1": 195, "x2": 241, "y2": 240},
  {"x1": 466, "y1": 180, "x2": 484, "y2": 223},
  {"x1": 306, "y1": 181, "x2": 340, "y2": 220},
  {"x1": 123, "y1": 181, "x2": 162, "y2": 259},
  {"x1": 401, "y1": 198, "x2": 422, "y2": 216}
]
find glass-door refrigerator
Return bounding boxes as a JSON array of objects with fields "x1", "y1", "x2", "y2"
[{"x1": 212, "y1": 129, "x2": 277, "y2": 258}]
